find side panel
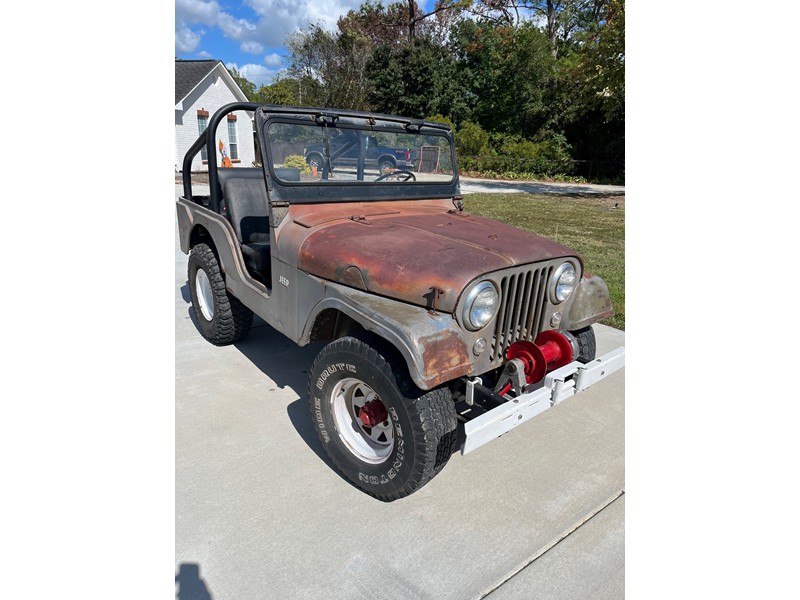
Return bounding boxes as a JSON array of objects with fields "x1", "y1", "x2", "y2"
[{"x1": 301, "y1": 281, "x2": 474, "y2": 391}]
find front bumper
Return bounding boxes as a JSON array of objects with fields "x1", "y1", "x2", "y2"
[{"x1": 461, "y1": 347, "x2": 625, "y2": 455}]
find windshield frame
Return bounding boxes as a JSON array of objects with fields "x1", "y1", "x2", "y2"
[{"x1": 256, "y1": 106, "x2": 460, "y2": 205}]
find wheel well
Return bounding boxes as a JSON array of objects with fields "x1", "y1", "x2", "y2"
[
  {"x1": 307, "y1": 309, "x2": 412, "y2": 386},
  {"x1": 378, "y1": 154, "x2": 396, "y2": 167},
  {"x1": 308, "y1": 309, "x2": 364, "y2": 343},
  {"x1": 189, "y1": 225, "x2": 215, "y2": 252}
]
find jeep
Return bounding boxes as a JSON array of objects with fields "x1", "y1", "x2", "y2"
[{"x1": 176, "y1": 103, "x2": 623, "y2": 502}]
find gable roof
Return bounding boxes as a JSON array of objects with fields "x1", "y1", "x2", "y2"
[{"x1": 175, "y1": 60, "x2": 222, "y2": 104}]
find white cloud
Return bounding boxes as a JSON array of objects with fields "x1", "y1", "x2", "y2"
[
  {"x1": 264, "y1": 53, "x2": 282, "y2": 67},
  {"x1": 175, "y1": 22, "x2": 203, "y2": 53},
  {"x1": 198, "y1": 50, "x2": 213, "y2": 58},
  {"x1": 218, "y1": 12, "x2": 258, "y2": 40},
  {"x1": 241, "y1": 41, "x2": 265, "y2": 54},
  {"x1": 177, "y1": 0, "x2": 366, "y2": 57},
  {"x1": 226, "y1": 62, "x2": 282, "y2": 87},
  {"x1": 175, "y1": 0, "x2": 220, "y2": 25}
]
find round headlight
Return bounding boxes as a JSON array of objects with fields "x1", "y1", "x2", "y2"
[
  {"x1": 550, "y1": 262, "x2": 577, "y2": 304},
  {"x1": 462, "y1": 281, "x2": 499, "y2": 331}
]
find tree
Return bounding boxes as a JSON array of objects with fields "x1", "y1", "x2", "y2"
[
  {"x1": 450, "y1": 20, "x2": 556, "y2": 135},
  {"x1": 368, "y1": 39, "x2": 469, "y2": 119},
  {"x1": 286, "y1": 24, "x2": 373, "y2": 109},
  {"x1": 472, "y1": 0, "x2": 605, "y2": 58},
  {"x1": 228, "y1": 67, "x2": 257, "y2": 101}
]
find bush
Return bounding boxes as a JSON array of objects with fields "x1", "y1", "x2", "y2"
[
  {"x1": 425, "y1": 114, "x2": 455, "y2": 131},
  {"x1": 283, "y1": 154, "x2": 311, "y2": 175},
  {"x1": 456, "y1": 121, "x2": 490, "y2": 156}
]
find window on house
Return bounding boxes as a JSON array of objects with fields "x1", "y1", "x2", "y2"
[
  {"x1": 197, "y1": 115, "x2": 208, "y2": 160},
  {"x1": 227, "y1": 119, "x2": 239, "y2": 160}
]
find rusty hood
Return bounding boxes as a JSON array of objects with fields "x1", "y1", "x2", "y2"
[{"x1": 295, "y1": 208, "x2": 577, "y2": 313}]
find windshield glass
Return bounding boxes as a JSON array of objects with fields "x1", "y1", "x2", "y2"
[{"x1": 267, "y1": 121, "x2": 454, "y2": 185}]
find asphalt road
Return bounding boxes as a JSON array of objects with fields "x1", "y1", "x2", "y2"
[{"x1": 175, "y1": 184, "x2": 625, "y2": 599}]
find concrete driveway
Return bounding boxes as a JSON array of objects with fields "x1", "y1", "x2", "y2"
[
  {"x1": 458, "y1": 176, "x2": 624, "y2": 196},
  {"x1": 175, "y1": 185, "x2": 624, "y2": 600}
]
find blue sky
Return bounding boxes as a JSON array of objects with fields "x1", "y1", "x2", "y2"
[{"x1": 176, "y1": 0, "x2": 434, "y2": 87}]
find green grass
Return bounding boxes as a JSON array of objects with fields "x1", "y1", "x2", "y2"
[{"x1": 463, "y1": 193, "x2": 625, "y2": 330}]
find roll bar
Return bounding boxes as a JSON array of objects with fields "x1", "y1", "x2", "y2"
[{"x1": 182, "y1": 102, "x2": 261, "y2": 212}]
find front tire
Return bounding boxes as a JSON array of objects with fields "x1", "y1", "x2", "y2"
[
  {"x1": 308, "y1": 336, "x2": 457, "y2": 501},
  {"x1": 188, "y1": 243, "x2": 253, "y2": 345},
  {"x1": 571, "y1": 326, "x2": 597, "y2": 363}
]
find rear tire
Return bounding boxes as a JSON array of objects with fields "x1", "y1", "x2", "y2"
[
  {"x1": 188, "y1": 243, "x2": 253, "y2": 345},
  {"x1": 308, "y1": 336, "x2": 457, "y2": 501}
]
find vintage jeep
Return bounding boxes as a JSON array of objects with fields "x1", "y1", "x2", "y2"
[{"x1": 176, "y1": 102, "x2": 623, "y2": 502}]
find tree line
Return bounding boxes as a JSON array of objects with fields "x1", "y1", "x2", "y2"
[{"x1": 230, "y1": 0, "x2": 624, "y2": 182}]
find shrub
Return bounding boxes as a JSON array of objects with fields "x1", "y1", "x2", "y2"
[
  {"x1": 283, "y1": 154, "x2": 311, "y2": 175},
  {"x1": 456, "y1": 121, "x2": 490, "y2": 156},
  {"x1": 425, "y1": 114, "x2": 456, "y2": 131}
]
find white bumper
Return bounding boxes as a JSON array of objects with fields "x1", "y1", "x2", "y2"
[{"x1": 461, "y1": 347, "x2": 625, "y2": 455}]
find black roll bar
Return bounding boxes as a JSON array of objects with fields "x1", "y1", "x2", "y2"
[{"x1": 182, "y1": 102, "x2": 261, "y2": 211}]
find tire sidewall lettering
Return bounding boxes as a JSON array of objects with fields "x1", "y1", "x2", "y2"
[{"x1": 315, "y1": 362, "x2": 357, "y2": 391}]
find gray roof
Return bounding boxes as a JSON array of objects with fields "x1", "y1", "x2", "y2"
[{"x1": 175, "y1": 60, "x2": 222, "y2": 104}]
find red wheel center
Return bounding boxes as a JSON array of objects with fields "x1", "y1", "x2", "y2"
[{"x1": 358, "y1": 400, "x2": 388, "y2": 428}]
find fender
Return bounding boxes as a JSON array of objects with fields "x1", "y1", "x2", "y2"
[
  {"x1": 562, "y1": 273, "x2": 614, "y2": 331},
  {"x1": 175, "y1": 198, "x2": 272, "y2": 311},
  {"x1": 302, "y1": 281, "x2": 473, "y2": 391}
]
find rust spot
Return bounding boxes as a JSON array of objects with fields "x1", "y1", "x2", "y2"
[{"x1": 417, "y1": 329, "x2": 472, "y2": 389}]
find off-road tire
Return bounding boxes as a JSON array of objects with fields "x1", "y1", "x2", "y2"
[
  {"x1": 308, "y1": 336, "x2": 458, "y2": 501},
  {"x1": 188, "y1": 243, "x2": 253, "y2": 345},
  {"x1": 571, "y1": 326, "x2": 597, "y2": 363}
]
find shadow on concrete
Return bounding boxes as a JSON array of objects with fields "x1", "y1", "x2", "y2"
[
  {"x1": 176, "y1": 563, "x2": 213, "y2": 600},
  {"x1": 232, "y1": 324, "x2": 322, "y2": 391},
  {"x1": 230, "y1": 321, "x2": 356, "y2": 485},
  {"x1": 180, "y1": 284, "x2": 191, "y2": 304},
  {"x1": 285, "y1": 397, "x2": 356, "y2": 489}
]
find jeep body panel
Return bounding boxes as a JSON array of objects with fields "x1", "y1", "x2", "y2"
[{"x1": 287, "y1": 205, "x2": 577, "y2": 312}]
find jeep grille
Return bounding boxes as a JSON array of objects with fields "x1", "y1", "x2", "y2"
[{"x1": 490, "y1": 264, "x2": 554, "y2": 361}]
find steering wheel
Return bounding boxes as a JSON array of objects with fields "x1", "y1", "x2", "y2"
[{"x1": 374, "y1": 170, "x2": 416, "y2": 182}]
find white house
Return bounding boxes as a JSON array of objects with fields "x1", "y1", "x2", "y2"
[{"x1": 175, "y1": 59, "x2": 256, "y2": 172}]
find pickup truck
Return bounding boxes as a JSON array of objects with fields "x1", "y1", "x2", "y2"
[
  {"x1": 176, "y1": 103, "x2": 623, "y2": 502},
  {"x1": 304, "y1": 128, "x2": 415, "y2": 174}
]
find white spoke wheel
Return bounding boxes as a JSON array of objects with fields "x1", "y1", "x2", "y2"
[
  {"x1": 308, "y1": 335, "x2": 459, "y2": 501},
  {"x1": 331, "y1": 378, "x2": 394, "y2": 464},
  {"x1": 187, "y1": 243, "x2": 253, "y2": 346}
]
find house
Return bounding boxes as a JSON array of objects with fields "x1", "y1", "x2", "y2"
[{"x1": 175, "y1": 59, "x2": 256, "y2": 172}]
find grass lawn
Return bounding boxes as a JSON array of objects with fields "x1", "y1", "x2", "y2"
[{"x1": 463, "y1": 193, "x2": 625, "y2": 331}]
